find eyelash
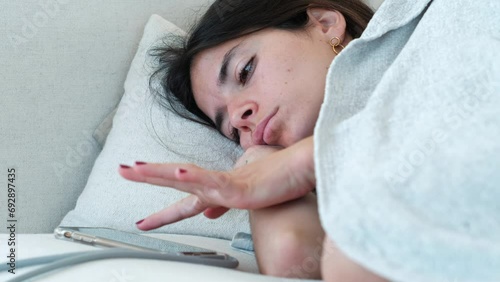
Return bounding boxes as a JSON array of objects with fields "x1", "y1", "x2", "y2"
[{"x1": 239, "y1": 57, "x2": 255, "y2": 85}]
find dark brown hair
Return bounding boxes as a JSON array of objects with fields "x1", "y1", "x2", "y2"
[{"x1": 150, "y1": 0, "x2": 373, "y2": 139}]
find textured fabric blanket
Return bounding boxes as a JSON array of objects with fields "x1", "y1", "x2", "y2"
[{"x1": 314, "y1": 0, "x2": 500, "y2": 281}]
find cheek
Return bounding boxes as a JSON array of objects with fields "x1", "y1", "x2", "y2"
[{"x1": 255, "y1": 66, "x2": 287, "y2": 100}]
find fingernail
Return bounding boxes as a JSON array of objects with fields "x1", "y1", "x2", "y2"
[
  {"x1": 136, "y1": 219, "x2": 144, "y2": 225},
  {"x1": 179, "y1": 168, "x2": 187, "y2": 174},
  {"x1": 135, "y1": 161, "x2": 147, "y2": 166},
  {"x1": 120, "y1": 164, "x2": 131, "y2": 169}
]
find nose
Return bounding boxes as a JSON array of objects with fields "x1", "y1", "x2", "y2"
[
  {"x1": 228, "y1": 101, "x2": 258, "y2": 147},
  {"x1": 229, "y1": 101, "x2": 257, "y2": 132}
]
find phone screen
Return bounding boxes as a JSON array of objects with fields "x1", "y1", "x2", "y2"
[{"x1": 56, "y1": 227, "x2": 217, "y2": 255}]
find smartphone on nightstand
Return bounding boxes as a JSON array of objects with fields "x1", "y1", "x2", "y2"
[{"x1": 53, "y1": 226, "x2": 238, "y2": 268}]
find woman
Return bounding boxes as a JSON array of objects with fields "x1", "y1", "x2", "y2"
[{"x1": 120, "y1": 0, "x2": 500, "y2": 281}]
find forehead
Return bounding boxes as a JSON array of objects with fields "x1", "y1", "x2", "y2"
[
  {"x1": 190, "y1": 36, "x2": 246, "y2": 119},
  {"x1": 191, "y1": 33, "x2": 248, "y2": 79}
]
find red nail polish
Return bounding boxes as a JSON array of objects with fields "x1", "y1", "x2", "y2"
[
  {"x1": 136, "y1": 219, "x2": 144, "y2": 225},
  {"x1": 179, "y1": 168, "x2": 187, "y2": 174},
  {"x1": 135, "y1": 161, "x2": 147, "y2": 166},
  {"x1": 120, "y1": 164, "x2": 131, "y2": 169}
]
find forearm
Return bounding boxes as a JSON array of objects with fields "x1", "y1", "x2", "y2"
[
  {"x1": 290, "y1": 136, "x2": 315, "y2": 187},
  {"x1": 244, "y1": 137, "x2": 322, "y2": 278},
  {"x1": 250, "y1": 193, "x2": 324, "y2": 278}
]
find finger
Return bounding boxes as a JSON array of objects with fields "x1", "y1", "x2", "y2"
[
  {"x1": 137, "y1": 163, "x2": 232, "y2": 192},
  {"x1": 125, "y1": 163, "x2": 236, "y2": 204},
  {"x1": 118, "y1": 163, "x2": 203, "y2": 194},
  {"x1": 119, "y1": 162, "x2": 179, "y2": 182},
  {"x1": 203, "y1": 207, "x2": 230, "y2": 219},
  {"x1": 136, "y1": 195, "x2": 209, "y2": 231}
]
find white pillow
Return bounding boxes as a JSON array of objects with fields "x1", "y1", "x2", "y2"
[{"x1": 61, "y1": 15, "x2": 250, "y2": 240}]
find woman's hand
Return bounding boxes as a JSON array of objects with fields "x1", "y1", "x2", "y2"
[
  {"x1": 234, "y1": 145, "x2": 284, "y2": 168},
  {"x1": 203, "y1": 144, "x2": 284, "y2": 218},
  {"x1": 119, "y1": 136, "x2": 315, "y2": 231}
]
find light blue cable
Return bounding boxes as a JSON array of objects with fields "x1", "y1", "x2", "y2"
[
  {"x1": 0, "y1": 251, "x2": 97, "y2": 271},
  {"x1": 2, "y1": 248, "x2": 238, "y2": 282}
]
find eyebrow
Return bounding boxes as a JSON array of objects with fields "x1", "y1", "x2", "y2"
[{"x1": 217, "y1": 42, "x2": 242, "y2": 86}]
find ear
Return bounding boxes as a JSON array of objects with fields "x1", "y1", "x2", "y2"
[{"x1": 306, "y1": 8, "x2": 347, "y2": 42}]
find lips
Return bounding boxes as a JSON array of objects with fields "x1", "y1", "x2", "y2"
[{"x1": 252, "y1": 108, "x2": 278, "y2": 145}]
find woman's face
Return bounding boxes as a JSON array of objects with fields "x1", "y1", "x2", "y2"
[{"x1": 191, "y1": 17, "x2": 340, "y2": 149}]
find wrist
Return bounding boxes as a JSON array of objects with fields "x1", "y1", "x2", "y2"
[{"x1": 292, "y1": 136, "x2": 316, "y2": 188}]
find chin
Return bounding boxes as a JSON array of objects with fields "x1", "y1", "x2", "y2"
[
  {"x1": 280, "y1": 134, "x2": 303, "y2": 148},
  {"x1": 272, "y1": 127, "x2": 313, "y2": 148}
]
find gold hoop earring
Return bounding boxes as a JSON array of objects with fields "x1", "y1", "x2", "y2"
[{"x1": 329, "y1": 37, "x2": 345, "y2": 55}]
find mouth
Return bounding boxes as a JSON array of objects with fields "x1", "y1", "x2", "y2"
[{"x1": 252, "y1": 107, "x2": 278, "y2": 146}]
